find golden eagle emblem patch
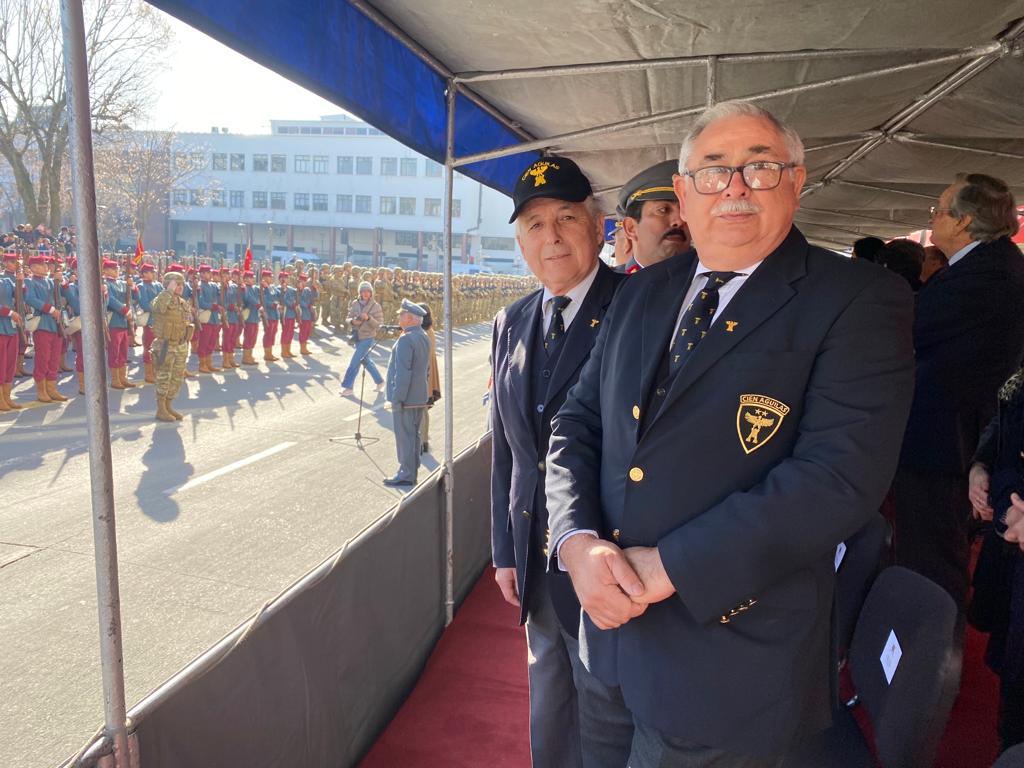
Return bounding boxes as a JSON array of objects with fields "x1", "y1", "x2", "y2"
[
  {"x1": 736, "y1": 394, "x2": 790, "y2": 454},
  {"x1": 522, "y1": 160, "x2": 560, "y2": 187}
]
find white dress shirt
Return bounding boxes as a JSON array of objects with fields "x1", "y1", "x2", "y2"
[
  {"x1": 946, "y1": 240, "x2": 980, "y2": 268},
  {"x1": 555, "y1": 257, "x2": 763, "y2": 566},
  {"x1": 541, "y1": 260, "x2": 600, "y2": 335}
]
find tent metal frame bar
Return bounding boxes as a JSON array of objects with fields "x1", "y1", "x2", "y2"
[
  {"x1": 59, "y1": 1, "x2": 132, "y2": 767},
  {"x1": 442, "y1": 80, "x2": 456, "y2": 627},
  {"x1": 450, "y1": 45, "x2": 998, "y2": 168},
  {"x1": 452, "y1": 45, "x2": 980, "y2": 84},
  {"x1": 831, "y1": 179, "x2": 938, "y2": 201},
  {"x1": 800, "y1": 207, "x2": 923, "y2": 229},
  {"x1": 793, "y1": 218, "x2": 881, "y2": 239},
  {"x1": 893, "y1": 133, "x2": 1024, "y2": 161}
]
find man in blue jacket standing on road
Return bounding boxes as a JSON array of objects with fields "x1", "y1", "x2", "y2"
[{"x1": 384, "y1": 298, "x2": 430, "y2": 488}]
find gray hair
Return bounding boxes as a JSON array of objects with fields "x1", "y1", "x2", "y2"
[
  {"x1": 678, "y1": 101, "x2": 805, "y2": 170},
  {"x1": 358, "y1": 280, "x2": 373, "y2": 293},
  {"x1": 514, "y1": 194, "x2": 604, "y2": 235},
  {"x1": 950, "y1": 173, "x2": 1020, "y2": 242}
]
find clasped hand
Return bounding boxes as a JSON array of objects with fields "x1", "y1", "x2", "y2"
[{"x1": 559, "y1": 536, "x2": 676, "y2": 630}]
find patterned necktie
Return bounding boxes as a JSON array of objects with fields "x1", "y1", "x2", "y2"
[
  {"x1": 544, "y1": 295, "x2": 572, "y2": 352},
  {"x1": 668, "y1": 271, "x2": 740, "y2": 375}
]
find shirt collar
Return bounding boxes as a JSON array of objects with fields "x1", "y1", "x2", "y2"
[
  {"x1": 694, "y1": 257, "x2": 765, "y2": 278},
  {"x1": 541, "y1": 259, "x2": 600, "y2": 308},
  {"x1": 947, "y1": 240, "x2": 981, "y2": 268}
]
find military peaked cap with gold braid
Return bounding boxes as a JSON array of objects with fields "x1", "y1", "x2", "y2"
[{"x1": 617, "y1": 159, "x2": 679, "y2": 217}]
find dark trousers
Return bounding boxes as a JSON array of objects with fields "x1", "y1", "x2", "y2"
[
  {"x1": 573, "y1": 661, "x2": 783, "y2": 768},
  {"x1": 892, "y1": 466, "x2": 971, "y2": 611},
  {"x1": 1000, "y1": 678, "x2": 1024, "y2": 753}
]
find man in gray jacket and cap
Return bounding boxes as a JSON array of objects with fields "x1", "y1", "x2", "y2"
[{"x1": 384, "y1": 298, "x2": 431, "y2": 487}]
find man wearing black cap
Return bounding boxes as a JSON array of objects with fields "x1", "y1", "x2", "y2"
[
  {"x1": 491, "y1": 155, "x2": 623, "y2": 767},
  {"x1": 616, "y1": 159, "x2": 691, "y2": 273},
  {"x1": 383, "y1": 298, "x2": 431, "y2": 487}
]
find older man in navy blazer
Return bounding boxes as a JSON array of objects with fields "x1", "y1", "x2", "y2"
[
  {"x1": 491, "y1": 156, "x2": 623, "y2": 768},
  {"x1": 546, "y1": 102, "x2": 915, "y2": 766}
]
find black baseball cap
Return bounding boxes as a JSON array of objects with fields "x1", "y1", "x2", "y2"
[{"x1": 509, "y1": 155, "x2": 593, "y2": 223}]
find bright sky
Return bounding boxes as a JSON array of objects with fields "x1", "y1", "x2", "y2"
[{"x1": 142, "y1": 10, "x2": 343, "y2": 135}]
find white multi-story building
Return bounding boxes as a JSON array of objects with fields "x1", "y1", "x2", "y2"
[{"x1": 164, "y1": 114, "x2": 524, "y2": 273}]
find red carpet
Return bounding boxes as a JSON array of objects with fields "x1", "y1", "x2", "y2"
[
  {"x1": 359, "y1": 569, "x2": 531, "y2": 768},
  {"x1": 360, "y1": 569, "x2": 1003, "y2": 767}
]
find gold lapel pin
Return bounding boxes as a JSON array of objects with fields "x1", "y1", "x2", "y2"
[
  {"x1": 590, "y1": 318, "x2": 599, "y2": 328},
  {"x1": 725, "y1": 320, "x2": 739, "y2": 333}
]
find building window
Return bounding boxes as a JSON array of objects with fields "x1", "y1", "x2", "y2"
[
  {"x1": 355, "y1": 195, "x2": 372, "y2": 214},
  {"x1": 253, "y1": 154, "x2": 268, "y2": 172},
  {"x1": 337, "y1": 156, "x2": 353, "y2": 174},
  {"x1": 400, "y1": 158, "x2": 417, "y2": 177},
  {"x1": 189, "y1": 189, "x2": 203, "y2": 206},
  {"x1": 230, "y1": 153, "x2": 245, "y2": 171},
  {"x1": 294, "y1": 192, "x2": 310, "y2": 210},
  {"x1": 172, "y1": 189, "x2": 188, "y2": 205},
  {"x1": 380, "y1": 196, "x2": 397, "y2": 215},
  {"x1": 481, "y1": 236, "x2": 515, "y2": 251},
  {"x1": 424, "y1": 198, "x2": 442, "y2": 217},
  {"x1": 355, "y1": 156, "x2": 373, "y2": 175},
  {"x1": 452, "y1": 199, "x2": 462, "y2": 218},
  {"x1": 212, "y1": 152, "x2": 227, "y2": 170},
  {"x1": 252, "y1": 191, "x2": 268, "y2": 209},
  {"x1": 312, "y1": 193, "x2": 328, "y2": 212},
  {"x1": 425, "y1": 160, "x2": 442, "y2": 177},
  {"x1": 191, "y1": 151, "x2": 206, "y2": 169},
  {"x1": 399, "y1": 197, "x2": 416, "y2": 215},
  {"x1": 210, "y1": 189, "x2": 225, "y2": 207},
  {"x1": 395, "y1": 231, "x2": 418, "y2": 247},
  {"x1": 271, "y1": 192, "x2": 286, "y2": 210},
  {"x1": 294, "y1": 155, "x2": 310, "y2": 173},
  {"x1": 336, "y1": 194, "x2": 353, "y2": 213},
  {"x1": 300, "y1": 126, "x2": 322, "y2": 135},
  {"x1": 271, "y1": 154, "x2": 286, "y2": 172},
  {"x1": 229, "y1": 190, "x2": 245, "y2": 208},
  {"x1": 380, "y1": 157, "x2": 397, "y2": 176},
  {"x1": 312, "y1": 155, "x2": 328, "y2": 174}
]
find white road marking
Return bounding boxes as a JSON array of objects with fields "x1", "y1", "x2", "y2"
[{"x1": 163, "y1": 441, "x2": 296, "y2": 495}]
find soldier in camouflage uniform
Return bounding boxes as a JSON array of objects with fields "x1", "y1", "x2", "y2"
[{"x1": 150, "y1": 270, "x2": 194, "y2": 423}]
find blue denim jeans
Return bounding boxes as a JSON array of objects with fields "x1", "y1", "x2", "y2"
[{"x1": 342, "y1": 337, "x2": 383, "y2": 388}]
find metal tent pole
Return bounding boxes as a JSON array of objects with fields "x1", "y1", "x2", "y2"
[
  {"x1": 442, "y1": 80, "x2": 456, "y2": 626},
  {"x1": 59, "y1": 2, "x2": 130, "y2": 767}
]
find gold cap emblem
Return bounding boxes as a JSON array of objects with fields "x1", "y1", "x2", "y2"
[{"x1": 522, "y1": 160, "x2": 560, "y2": 187}]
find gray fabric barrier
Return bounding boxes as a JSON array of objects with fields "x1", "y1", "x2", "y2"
[{"x1": 132, "y1": 435, "x2": 492, "y2": 768}]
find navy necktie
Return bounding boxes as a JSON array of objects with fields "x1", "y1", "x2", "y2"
[
  {"x1": 668, "y1": 271, "x2": 740, "y2": 375},
  {"x1": 545, "y1": 295, "x2": 571, "y2": 352}
]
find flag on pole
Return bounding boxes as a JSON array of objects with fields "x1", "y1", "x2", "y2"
[
  {"x1": 243, "y1": 241, "x2": 252, "y2": 272},
  {"x1": 133, "y1": 235, "x2": 144, "y2": 266}
]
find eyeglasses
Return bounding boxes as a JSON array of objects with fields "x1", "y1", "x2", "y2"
[
  {"x1": 928, "y1": 206, "x2": 954, "y2": 218},
  {"x1": 682, "y1": 161, "x2": 797, "y2": 195}
]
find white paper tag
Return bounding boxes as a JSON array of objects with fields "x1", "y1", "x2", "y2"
[
  {"x1": 834, "y1": 542, "x2": 847, "y2": 572},
  {"x1": 880, "y1": 629, "x2": 902, "y2": 685}
]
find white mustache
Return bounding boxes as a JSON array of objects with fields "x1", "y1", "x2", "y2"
[{"x1": 711, "y1": 200, "x2": 761, "y2": 216}]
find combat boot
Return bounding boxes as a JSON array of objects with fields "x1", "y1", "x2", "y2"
[
  {"x1": 281, "y1": 343, "x2": 295, "y2": 359},
  {"x1": 242, "y1": 349, "x2": 257, "y2": 365},
  {"x1": 144, "y1": 361, "x2": 155, "y2": 383},
  {"x1": 3, "y1": 383, "x2": 23, "y2": 410},
  {"x1": 77, "y1": 372, "x2": 85, "y2": 394},
  {"x1": 35, "y1": 379, "x2": 52, "y2": 403},
  {"x1": 15, "y1": 354, "x2": 28, "y2": 377},
  {"x1": 110, "y1": 367, "x2": 125, "y2": 390},
  {"x1": 300, "y1": 341, "x2": 311, "y2": 356},
  {"x1": 120, "y1": 367, "x2": 137, "y2": 389},
  {"x1": 222, "y1": 352, "x2": 236, "y2": 369},
  {"x1": 197, "y1": 356, "x2": 211, "y2": 374},
  {"x1": 263, "y1": 347, "x2": 278, "y2": 362},
  {"x1": 155, "y1": 396, "x2": 176, "y2": 422},
  {"x1": 0, "y1": 389, "x2": 9, "y2": 411},
  {"x1": 165, "y1": 396, "x2": 184, "y2": 421},
  {"x1": 45, "y1": 379, "x2": 68, "y2": 402},
  {"x1": 207, "y1": 355, "x2": 222, "y2": 372},
  {"x1": 59, "y1": 360, "x2": 73, "y2": 373}
]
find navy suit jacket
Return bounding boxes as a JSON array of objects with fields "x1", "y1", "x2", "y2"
[
  {"x1": 900, "y1": 235, "x2": 1024, "y2": 474},
  {"x1": 491, "y1": 261, "x2": 623, "y2": 628},
  {"x1": 545, "y1": 228, "x2": 915, "y2": 756}
]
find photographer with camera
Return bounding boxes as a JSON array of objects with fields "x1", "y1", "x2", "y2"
[{"x1": 340, "y1": 280, "x2": 385, "y2": 396}]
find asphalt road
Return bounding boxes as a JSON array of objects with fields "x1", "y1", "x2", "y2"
[{"x1": 0, "y1": 321, "x2": 495, "y2": 768}]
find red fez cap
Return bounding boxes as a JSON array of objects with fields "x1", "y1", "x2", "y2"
[
  {"x1": 297, "y1": 273, "x2": 308, "y2": 281},
  {"x1": 278, "y1": 271, "x2": 288, "y2": 279},
  {"x1": 230, "y1": 268, "x2": 241, "y2": 275},
  {"x1": 140, "y1": 262, "x2": 156, "y2": 272},
  {"x1": 198, "y1": 264, "x2": 212, "y2": 273},
  {"x1": 260, "y1": 269, "x2": 273, "y2": 277},
  {"x1": 28, "y1": 254, "x2": 47, "y2": 265},
  {"x1": 243, "y1": 269, "x2": 255, "y2": 277},
  {"x1": 168, "y1": 263, "x2": 186, "y2": 272},
  {"x1": 2, "y1": 251, "x2": 18, "y2": 262},
  {"x1": 102, "y1": 258, "x2": 118, "y2": 269}
]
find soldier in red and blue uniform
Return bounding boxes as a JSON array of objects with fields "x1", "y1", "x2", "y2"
[
  {"x1": 62, "y1": 257, "x2": 86, "y2": 394},
  {"x1": 195, "y1": 263, "x2": 222, "y2": 373},
  {"x1": 136, "y1": 262, "x2": 162, "y2": 383},
  {"x1": 278, "y1": 270, "x2": 297, "y2": 359},
  {"x1": 103, "y1": 257, "x2": 136, "y2": 390},
  {"x1": 241, "y1": 269, "x2": 261, "y2": 365},
  {"x1": 297, "y1": 273, "x2": 316, "y2": 356},
  {"x1": 221, "y1": 268, "x2": 243, "y2": 369},
  {"x1": 2, "y1": 251, "x2": 29, "y2": 378},
  {"x1": 24, "y1": 253, "x2": 68, "y2": 403},
  {"x1": 0, "y1": 253, "x2": 23, "y2": 411},
  {"x1": 261, "y1": 269, "x2": 280, "y2": 362}
]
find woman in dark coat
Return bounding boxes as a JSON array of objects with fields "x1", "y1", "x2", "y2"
[{"x1": 969, "y1": 366, "x2": 1024, "y2": 753}]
